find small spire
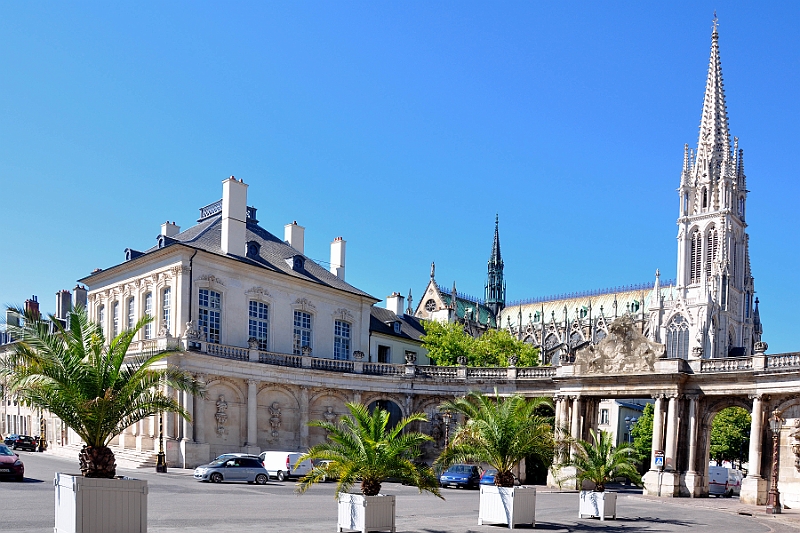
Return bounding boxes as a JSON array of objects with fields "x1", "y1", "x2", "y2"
[
  {"x1": 406, "y1": 288, "x2": 413, "y2": 315},
  {"x1": 696, "y1": 13, "x2": 731, "y2": 178},
  {"x1": 430, "y1": 261, "x2": 435, "y2": 280},
  {"x1": 683, "y1": 143, "x2": 689, "y2": 174}
]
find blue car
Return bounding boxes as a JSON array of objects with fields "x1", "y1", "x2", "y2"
[
  {"x1": 439, "y1": 464, "x2": 481, "y2": 489},
  {"x1": 480, "y1": 468, "x2": 498, "y2": 485}
]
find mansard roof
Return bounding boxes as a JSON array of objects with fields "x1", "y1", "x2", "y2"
[
  {"x1": 81, "y1": 214, "x2": 376, "y2": 300},
  {"x1": 369, "y1": 307, "x2": 426, "y2": 342}
]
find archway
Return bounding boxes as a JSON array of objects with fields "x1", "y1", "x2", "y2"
[
  {"x1": 696, "y1": 397, "x2": 751, "y2": 496},
  {"x1": 368, "y1": 399, "x2": 402, "y2": 430}
]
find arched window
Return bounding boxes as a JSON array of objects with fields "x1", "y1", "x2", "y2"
[
  {"x1": 702, "y1": 187, "x2": 708, "y2": 209},
  {"x1": 665, "y1": 315, "x2": 690, "y2": 359},
  {"x1": 706, "y1": 228, "x2": 718, "y2": 275},
  {"x1": 690, "y1": 229, "x2": 702, "y2": 283},
  {"x1": 98, "y1": 304, "x2": 105, "y2": 334},
  {"x1": 143, "y1": 293, "x2": 153, "y2": 339}
]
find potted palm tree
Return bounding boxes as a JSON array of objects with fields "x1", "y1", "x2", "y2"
[
  {"x1": 295, "y1": 402, "x2": 442, "y2": 533},
  {"x1": 2, "y1": 306, "x2": 201, "y2": 533},
  {"x1": 436, "y1": 391, "x2": 554, "y2": 529},
  {"x1": 558, "y1": 429, "x2": 641, "y2": 521}
]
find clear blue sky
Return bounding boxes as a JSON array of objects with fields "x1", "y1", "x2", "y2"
[{"x1": 2, "y1": 3, "x2": 798, "y2": 352}]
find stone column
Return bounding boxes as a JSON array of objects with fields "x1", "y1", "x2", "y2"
[
  {"x1": 682, "y1": 394, "x2": 702, "y2": 497},
  {"x1": 650, "y1": 395, "x2": 665, "y2": 470},
  {"x1": 664, "y1": 395, "x2": 679, "y2": 471},
  {"x1": 182, "y1": 389, "x2": 193, "y2": 442},
  {"x1": 570, "y1": 397, "x2": 582, "y2": 459},
  {"x1": 299, "y1": 387, "x2": 309, "y2": 449},
  {"x1": 741, "y1": 395, "x2": 768, "y2": 505},
  {"x1": 552, "y1": 397, "x2": 563, "y2": 465},
  {"x1": 245, "y1": 379, "x2": 259, "y2": 453},
  {"x1": 194, "y1": 375, "x2": 206, "y2": 444}
]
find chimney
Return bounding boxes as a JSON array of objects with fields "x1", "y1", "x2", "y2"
[
  {"x1": 386, "y1": 292, "x2": 405, "y2": 316},
  {"x1": 161, "y1": 221, "x2": 180, "y2": 237},
  {"x1": 221, "y1": 176, "x2": 248, "y2": 256},
  {"x1": 73, "y1": 285, "x2": 88, "y2": 309},
  {"x1": 55, "y1": 290, "x2": 72, "y2": 320},
  {"x1": 284, "y1": 221, "x2": 305, "y2": 254},
  {"x1": 330, "y1": 237, "x2": 346, "y2": 280},
  {"x1": 24, "y1": 295, "x2": 40, "y2": 319}
]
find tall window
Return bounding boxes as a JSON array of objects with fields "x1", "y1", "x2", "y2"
[
  {"x1": 112, "y1": 301, "x2": 119, "y2": 337},
  {"x1": 706, "y1": 228, "x2": 718, "y2": 275},
  {"x1": 702, "y1": 187, "x2": 708, "y2": 208},
  {"x1": 666, "y1": 315, "x2": 690, "y2": 359},
  {"x1": 144, "y1": 292, "x2": 153, "y2": 339},
  {"x1": 198, "y1": 289, "x2": 221, "y2": 344},
  {"x1": 599, "y1": 409, "x2": 610, "y2": 425},
  {"x1": 127, "y1": 297, "x2": 135, "y2": 330},
  {"x1": 690, "y1": 229, "x2": 702, "y2": 284},
  {"x1": 378, "y1": 345, "x2": 390, "y2": 363},
  {"x1": 745, "y1": 292, "x2": 751, "y2": 318},
  {"x1": 333, "y1": 320, "x2": 351, "y2": 360},
  {"x1": 162, "y1": 288, "x2": 171, "y2": 333},
  {"x1": 738, "y1": 196, "x2": 745, "y2": 219},
  {"x1": 98, "y1": 305, "x2": 105, "y2": 333},
  {"x1": 248, "y1": 301, "x2": 269, "y2": 351},
  {"x1": 293, "y1": 310, "x2": 312, "y2": 355}
]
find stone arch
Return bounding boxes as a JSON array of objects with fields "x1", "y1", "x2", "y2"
[
  {"x1": 695, "y1": 395, "x2": 752, "y2": 492},
  {"x1": 366, "y1": 398, "x2": 404, "y2": 432},
  {"x1": 256, "y1": 385, "x2": 301, "y2": 450},
  {"x1": 203, "y1": 378, "x2": 246, "y2": 456},
  {"x1": 308, "y1": 390, "x2": 351, "y2": 447}
]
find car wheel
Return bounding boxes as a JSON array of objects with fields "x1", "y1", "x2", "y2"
[
  {"x1": 16, "y1": 475, "x2": 24, "y2": 482},
  {"x1": 276, "y1": 471, "x2": 285, "y2": 482},
  {"x1": 210, "y1": 472, "x2": 223, "y2": 483},
  {"x1": 255, "y1": 474, "x2": 268, "y2": 485}
]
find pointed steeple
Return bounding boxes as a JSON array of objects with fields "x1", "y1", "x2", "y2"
[
  {"x1": 695, "y1": 14, "x2": 731, "y2": 178},
  {"x1": 485, "y1": 214, "x2": 506, "y2": 319}
]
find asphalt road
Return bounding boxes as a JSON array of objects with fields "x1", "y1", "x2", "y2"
[{"x1": 3, "y1": 450, "x2": 799, "y2": 533}]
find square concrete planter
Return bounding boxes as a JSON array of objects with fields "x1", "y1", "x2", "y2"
[
  {"x1": 55, "y1": 473, "x2": 148, "y2": 533},
  {"x1": 337, "y1": 493, "x2": 395, "y2": 533},
  {"x1": 478, "y1": 485, "x2": 536, "y2": 529},
  {"x1": 578, "y1": 490, "x2": 616, "y2": 521}
]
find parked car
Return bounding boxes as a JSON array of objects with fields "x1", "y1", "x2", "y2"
[
  {"x1": 480, "y1": 468, "x2": 498, "y2": 485},
  {"x1": 193, "y1": 456, "x2": 269, "y2": 484},
  {"x1": 213, "y1": 453, "x2": 262, "y2": 464},
  {"x1": 3, "y1": 435, "x2": 18, "y2": 447},
  {"x1": 0, "y1": 444, "x2": 24, "y2": 481},
  {"x1": 708, "y1": 466, "x2": 742, "y2": 497},
  {"x1": 9, "y1": 435, "x2": 37, "y2": 452},
  {"x1": 439, "y1": 464, "x2": 482, "y2": 489},
  {"x1": 259, "y1": 451, "x2": 314, "y2": 481}
]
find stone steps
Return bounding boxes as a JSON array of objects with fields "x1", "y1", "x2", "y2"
[{"x1": 45, "y1": 443, "x2": 160, "y2": 470}]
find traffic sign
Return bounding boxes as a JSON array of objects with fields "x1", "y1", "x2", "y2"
[{"x1": 654, "y1": 456, "x2": 664, "y2": 467}]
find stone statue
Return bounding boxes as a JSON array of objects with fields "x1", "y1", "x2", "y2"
[
  {"x1": 323, "y1": 406, "x2": 336, "y2": 424},
  {"x1": 790, "y1": 419, "x2": 800, "y2": 470},
  {"x1": 269, "y1": 402, "x2": 281, "y2": 438},
  {"x1": 215, "y1": 395, "x2": 228, "y2": 438},
  {"x1": 573, "y1": 315, "x2": 666, "y2": 375},
  {"x1": 185, "y1": 320, "x2": 200, "y2": 340}
]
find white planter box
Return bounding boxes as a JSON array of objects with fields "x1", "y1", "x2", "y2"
[
  {"x1": 337, "y1": 493, "x2": 395, "y2": 533},
  {"x1": 54, "y1": 473, "x2": 148, "y2": 533},
  {"x1": 478, "y1": 485, "x2": 536, "y2": 529},
  {"x1": 579, "y1": 490, "x2": 616, "y2": 521}
]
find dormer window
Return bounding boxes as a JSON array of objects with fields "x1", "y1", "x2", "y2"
[
  {"x1": 393, "y1": 321, "x2": 401, "y2": 334},
  {"x1": 246, "y1": 241, "x2": 261, "y2": 259}
]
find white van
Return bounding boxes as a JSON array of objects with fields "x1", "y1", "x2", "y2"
[
  {"x1": 259, "y1": 451, "x2": 313, "y2": 481},
  {"x1": 708, "y1": 466, "x2": 743, "y2": 497}
]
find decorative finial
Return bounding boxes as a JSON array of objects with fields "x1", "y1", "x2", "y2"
[
  {"x1": 712, "y1": 11, "x2": 718, "y2": 37},
  {"x1": 430, "y1": 261, "x2": 435, "y2": 279}
]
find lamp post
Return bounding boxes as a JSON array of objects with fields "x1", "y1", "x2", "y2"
[
  {"x1": 442, "y1": 411, "x2": 452, "y2": 448},
  {"x1": 766, "y1": 409, "x2": 783, "y2": 514},
  {"x1": 155, "y1": 411, "x2": 167, "y2": 473},
  {"x1": 624, "y1": 416, "x2": 638, "y2": 445}
]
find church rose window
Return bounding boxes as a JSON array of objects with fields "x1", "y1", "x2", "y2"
[{"x1": 666, "y1": 315, "x2": 690, "y2": 359}]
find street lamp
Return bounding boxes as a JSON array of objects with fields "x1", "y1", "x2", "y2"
[
  {"x1": 156, "y1": 411, "x2": 167, "y2": 473},
  {"x1": 766, "y1": 409, "x2": 783, "y2": 514},
  {"x1": 442, "y1": 411, "x2": 452, "y2": 448},
  {"x1": 624, "y1": 416, "x2": 638, "y2": 445}
]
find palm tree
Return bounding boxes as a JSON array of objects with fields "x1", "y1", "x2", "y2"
[
  {"x1": 436, "y1": 391, "x2": 554, "y2": 487},
  {"x1": 1, "y1": 306, "x2": 201, "y2": 478},
  {"x1": 295, "y1": 402, "x2": 442, "y2": 498},
  {"x1": 559, "y1": 429, "x2": 641, "y2": 491}
]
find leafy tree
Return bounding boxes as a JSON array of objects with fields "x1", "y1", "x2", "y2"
[
  {"x1": 421, "y1": 321, "x2": 540, "y2": 367},
  {"x1": 558, "y1": 429, "x2": 641, "y2": 491},
  {"x1": 436, "y1": 391, "x2": 554, "y2": 487},
  {"x1": 2, "y1": 306, "x2": 201, "y2": 478},
  {"x1": 710, "y1": 406, "x2": 751, "y2": 466},
  {"x1": 631, "y1": 403, "x2": 654, "y2": 468},
  {"x1": 296, "y1": 402, "x2": 442, "y2": 498}
]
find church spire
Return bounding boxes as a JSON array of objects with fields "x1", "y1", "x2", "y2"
[
  {"x1": 485, "y1": 214, "x2": 505, "y2": 319},
  {"x1": 695, "y1": 14, "x2": 731, "y2": 177}
]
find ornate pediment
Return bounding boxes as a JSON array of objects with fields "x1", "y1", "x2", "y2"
[{"x1": 573, "y1": 315, "x2": 666, "y2": 375}]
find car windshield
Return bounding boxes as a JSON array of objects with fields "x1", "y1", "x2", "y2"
[
  {"x1": 447, "y1": 465, "x2": 473, "y2": 473},
  {"x1": 208, "y1": 460, "x2": 226, "y2": 466},
  {"x1": 0, "y1": 445, "x2": 14, "y2": 456}
]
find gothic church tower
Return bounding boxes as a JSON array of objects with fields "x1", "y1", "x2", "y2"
[
  {"x1": 485, "y1": 215, "x2": 506, "y2": 319},
  {"x1": 652, "y1": 19, "x2": 759, "y2": 359}
]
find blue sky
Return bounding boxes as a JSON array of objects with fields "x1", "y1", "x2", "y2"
[{"x1": 2, "y1": 3, "x2": 798, "y2": 352}]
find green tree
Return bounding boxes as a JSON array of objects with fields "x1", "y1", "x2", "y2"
[
  {"x1": 421, "y1": 321, "x2": 540, "y2": 367},
  {"x1": 710, "y1": 406, "x2": 751, "y2": 466},
  {"x1": 2, "y1": 306, "x2": 201, "y2": 478},
  {"x1": 436, "y1": 391, "x2": 554, "y2": 487},
  {"x1": 295, "y1": 403, "x2": 442, "y2": 498},
  {"x1": 631, "y1": 403, "x2": 654, "y2": 467},
  {"x1": 559, "y1": 429, "x2": 641, "y2": 491}
]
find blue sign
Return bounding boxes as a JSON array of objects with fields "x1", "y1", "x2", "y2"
[{"x1": 654, "y1": 456, "x2": 664, "y2": 467}]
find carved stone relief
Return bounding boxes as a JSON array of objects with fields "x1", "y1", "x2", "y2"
[
  {"x1": 573, "y1": 315, "x2": 666, "y2": 374},
  {"x1": 215, "y1": 394, "x2": 229, "y2": 439},
  {"x1": 268, "y1": 402, "x2": 282, "y2": 438}
]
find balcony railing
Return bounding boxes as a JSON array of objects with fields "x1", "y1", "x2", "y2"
[
  {"x1": 767, "y1": 353, "x2": 800, "y2": 370},
  {"x1": 700, "y1": 357, "x2": 753, "y2": 373}
]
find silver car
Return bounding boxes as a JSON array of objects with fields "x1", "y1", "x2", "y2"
[{"x1": 194, "y1": 456, "x2": 269, "y2": 484}]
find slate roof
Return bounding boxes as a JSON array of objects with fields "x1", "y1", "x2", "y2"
[
  {"x1": 87, "y1": 214, "x2": 376, "y2": 300},
  {"x1": 370, "y1": 307, "x2": 426, "y2": 342},
  {"x1": 439, "y1": 293, "x2": 497, "y2": 328}
]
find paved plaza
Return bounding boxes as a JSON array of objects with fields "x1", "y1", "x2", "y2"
[{"x1": 3, "y1": 450, "x2": 800, "y2": 533}]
